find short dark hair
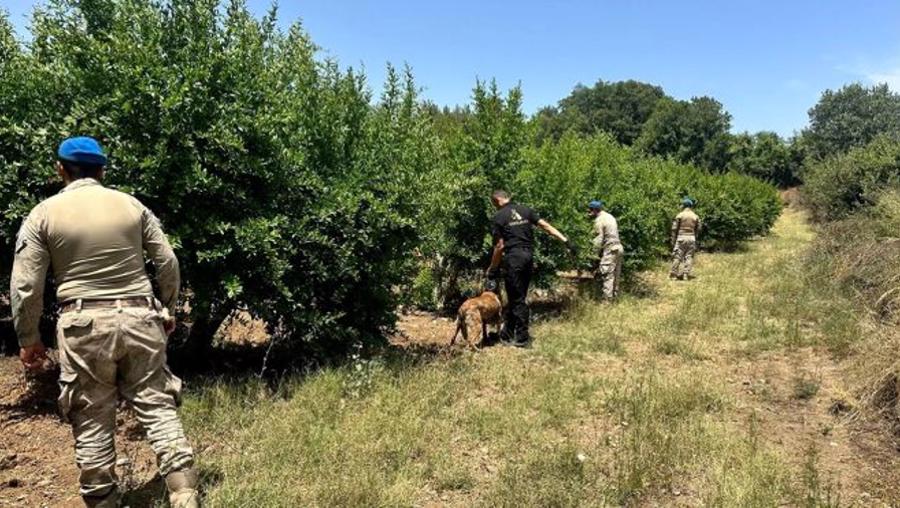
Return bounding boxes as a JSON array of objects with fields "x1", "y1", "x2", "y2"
[
  {"x1": 491, "y1": 189, "x2": 510, "y2": 201},
  {"x1": 60, "y1": 160, "x2": 104, "y2": 180}
]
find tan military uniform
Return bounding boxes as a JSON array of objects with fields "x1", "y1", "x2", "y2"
[
  {"x1": 10, "y1": 178, "x2": 194, "y2": 501},
  {"x1": 670, "y1": 208, "x2": 701, "y2": 279},
  {"x1": 592, "y1": 211, "x2": 624, "y2": 299}
]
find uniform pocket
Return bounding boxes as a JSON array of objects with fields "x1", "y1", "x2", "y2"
[
  {"x1": 57, "y1": 372, "x2": 78, "y2": 423},
  {"x1": 163, "y1": 366, "x2": 184, "y2": 407},
  {"x1": 59, "y1": 314, "x2": 94, "y2": 339}
]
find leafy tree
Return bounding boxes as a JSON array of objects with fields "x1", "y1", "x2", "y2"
[
  {"x1": 420, "y1": 81, "x2": 529, "y2": 306},
  {"x1": 727, "y1": 131, "x2": 800, "y2": 187},
  {"x1": 534, "y1": 80, "x2": 665, "y2": 145},
  {"x1": 421, "y1": 102, "x2": 470, "y2": 138},
  {"x1": 805, "y1": 83, "x2": 900, "y2": 160},
  {"x1": 635, "y1": 96, "x2": 732, "y2": 171},
  {"x1": 0, "y1": 0, "x2": 440, "y2": 363}
]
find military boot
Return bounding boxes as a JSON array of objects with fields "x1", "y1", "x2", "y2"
[
  {"x1": 83, "y1": 488, "x2": 121, "y2": 508},
  {"x1": 165, "y1": 469, "x2": 201, "y2": 508}
]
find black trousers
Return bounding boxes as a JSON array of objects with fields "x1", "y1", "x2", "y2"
[{"x1": 502, "y1": 248, "x2": 534, "y2": 343}]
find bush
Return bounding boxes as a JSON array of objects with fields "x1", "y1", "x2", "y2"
[
  {"x1": 802, "y1": 190, "x2": 900, "y2": 433},
  {"x1": 0, "y1": 1, "x2": 439, "y2": 362},
  {"x1": 513, "y1": 133, "x2": 782, "y2": 279},
  {"x1": 802, "y1": 136, "x2": 900, "y2": 221}
]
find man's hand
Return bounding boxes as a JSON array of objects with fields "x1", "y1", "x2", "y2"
[
  {"x1": 163, "y1": 317, "x2": 177, "y2": 336},
  {"x1": 20, "y1": 343, "x2": 48, "y2": 371}
]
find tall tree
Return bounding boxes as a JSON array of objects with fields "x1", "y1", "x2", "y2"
[
  {"x1": 727, "y1": 131, "x2": 800, "y2": 187},
  {"x1": 534, "y1": 79, "x2": 666, "y2": 145},
  {"x1": 805, "y1": 83, "x2": 900, "y2": 160},
  {"x1": 635, "y1": 96, "x2": 732, "y2": 171}
]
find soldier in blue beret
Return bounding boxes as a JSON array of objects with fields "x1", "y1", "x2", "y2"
[
  {"x1": 670, "y1": 197, "x2": 702, "y2": 280},
  {"x1": 11, "y1": 137, "x2": 200, "y2": 507}
]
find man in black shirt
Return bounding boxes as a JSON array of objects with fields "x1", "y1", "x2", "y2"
[{"x1": 487, "y1": 190, "x2": 575, "y2": 347}]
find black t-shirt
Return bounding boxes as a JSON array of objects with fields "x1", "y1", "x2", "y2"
[{"x1": 492, "y1": 203, "x2": 541, "y2": 252}]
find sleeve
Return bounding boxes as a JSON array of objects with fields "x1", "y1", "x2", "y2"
[
  {"x1": 491, "y1": 213, "x2": 503, "y2": 243},
  {"x1": 528, "y1": 206, "x2": 541, "y2": 225},
  {"x1": 592, "y1": 217, "x2": 605, "y2": 253},
  {"x1": 10, "y1": 208, "x2": 51, "y2": 347},
  {"x1": 696, "y1": 217, "x2": 702, "y2": 236},
  {"x1": 140, "y1": 204, "x2": 181, "y2": 314}
]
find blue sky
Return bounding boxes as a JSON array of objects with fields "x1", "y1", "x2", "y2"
[{"x1": 4, "y1": 1, "x2": 900, "y2": 137}]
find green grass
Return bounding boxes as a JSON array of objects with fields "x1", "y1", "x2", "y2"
[{"x1": 176, "y1": 209, "x2": 864, "y2": 506}]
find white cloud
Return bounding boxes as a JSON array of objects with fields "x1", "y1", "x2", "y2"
[
  {"x1": 836, "y1": 53, "x2": 900, "y2": 91},
  {"x1": 866, "y1": 66, "x2": 900, "y2": 90}
]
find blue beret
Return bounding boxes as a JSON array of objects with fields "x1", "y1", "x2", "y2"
[
  {"x1": 681, "y1": 197, "x2": 695, "y2": 207},
  {"x1": 58, "y1": 137, "x2": 108, "y2": 166},
  {"x1": 588, "y1": 200, "x2": 604, "y2": 210}
]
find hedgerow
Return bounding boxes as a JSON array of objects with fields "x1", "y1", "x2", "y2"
[
  {"x1": 511, "y1": 133, "x2": 782, "y2": 283},
  {"x1": 0, "y1": 1, "x2": 780, "y2": 363},
  {"x1": 802, "y1": 135, "x2": 900, "y2": 222}
]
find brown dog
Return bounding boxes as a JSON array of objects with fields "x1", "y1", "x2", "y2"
[{"x1": 450, "y1": 281, "x2": 503, "y2": 349}]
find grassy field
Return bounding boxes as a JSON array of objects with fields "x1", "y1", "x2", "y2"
[{"x1": 179, "y1": 209, "x2": 894, "y2": 507}]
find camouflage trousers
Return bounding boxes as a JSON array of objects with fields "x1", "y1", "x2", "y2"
[
  {"x1": 670, "y1": 236, "x2": 697, "y2": 279},
  {"x1": 596, "y1": 245, "x2": 624, "y2": 300},
  {"x1": 56, "y1": 300, "x2": 194, "y2": 499}
]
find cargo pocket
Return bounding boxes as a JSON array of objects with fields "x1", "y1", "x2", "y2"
[
  {"x1": 58, "y1": 372, "x2": 78, "y2": 423},
  {"x1": 59, "y1": 314, "x2": 94, "y2": 339},
  {"x1": 163, "y1": 366, "x2": 184, "y2": 407}
]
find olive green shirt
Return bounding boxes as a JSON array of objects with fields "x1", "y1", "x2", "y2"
[{"x1": 10, "y1": 178, "x2": 180, "y2": 347}]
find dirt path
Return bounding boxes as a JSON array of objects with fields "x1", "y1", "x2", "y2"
[
  {"x1": 0, "y1": 357, "x2": 161, "y2": 507},
  {"x1": 1, "y1": 209, "x2": 898, "y2": 506},
  {"x1": 390, "y1": 208, "x2": 900, "y2": 505}
]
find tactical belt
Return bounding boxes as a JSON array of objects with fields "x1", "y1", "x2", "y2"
[{"x1": 59, "y1": 297, "x2": 159, "y2": 314}]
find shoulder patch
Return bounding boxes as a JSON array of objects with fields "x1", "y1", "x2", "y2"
[{"x1": 14, "y1": 220, "x2": 31, "y2": 254}]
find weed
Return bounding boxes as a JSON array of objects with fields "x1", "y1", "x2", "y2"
[{"x1": 793, "y1": 375, "x2": 822, "y2": 401}]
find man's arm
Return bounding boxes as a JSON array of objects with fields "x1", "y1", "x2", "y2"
[
  {"x1": 592, "y1": 218, "x2": 605, "y2": 252},
  {"x1": 537, "y1": 219, "x2": 568, "y2": 243},
  {"x1": 670, "y1": 218, "x2": 679, "y2": 247},
  {"x1": 141, "y1": 206, "x2": 181, "y2": 317},
  {"x1": 11, "y1": 209, "x2": 51, "y2": 368},
  {"x1": 487, "y1": 238, "x2": 504, "y2": 274}
]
